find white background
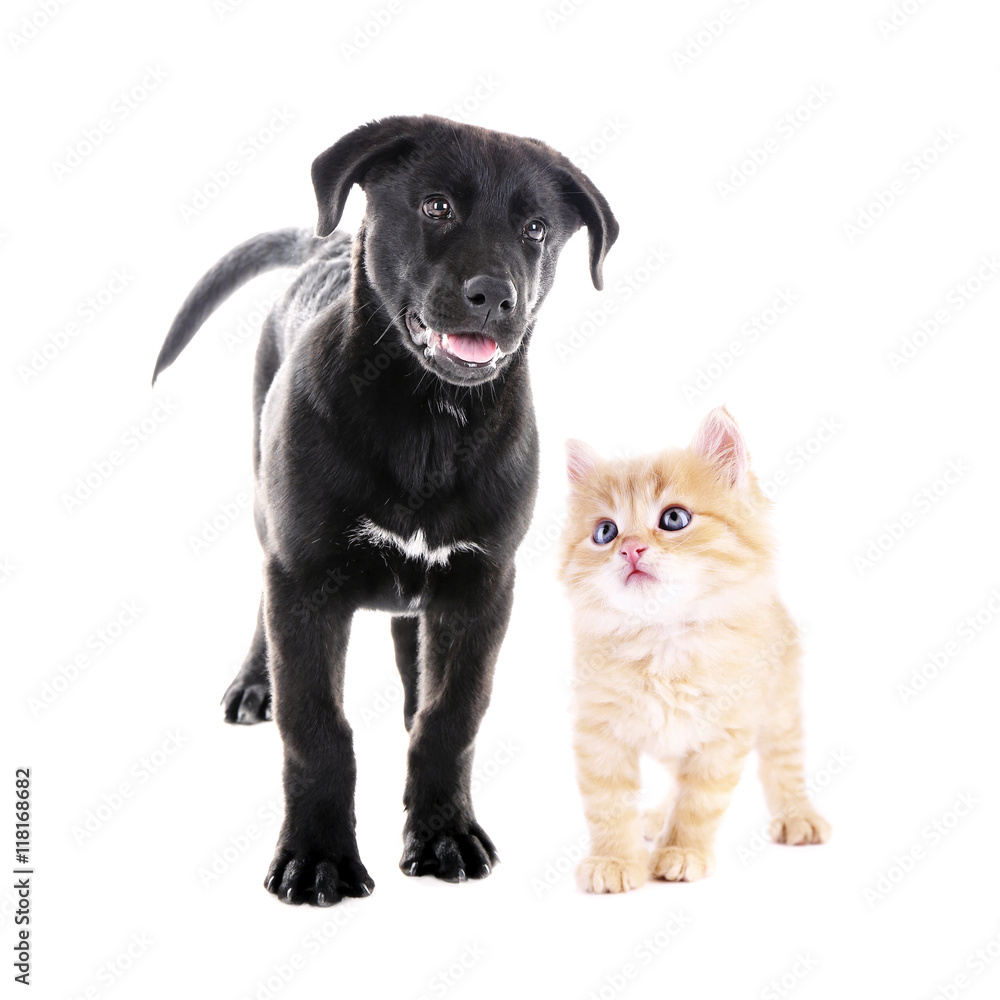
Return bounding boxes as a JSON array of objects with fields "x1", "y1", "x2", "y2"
[{"x1": 5, "y1": 0, "x2": 1000, "y2": 997}]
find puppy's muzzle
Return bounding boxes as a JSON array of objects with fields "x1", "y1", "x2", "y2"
[{"x1": 405, "y1": 310, "x2": 503, "y2": 369}]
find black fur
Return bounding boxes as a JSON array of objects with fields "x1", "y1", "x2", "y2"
[{"x1": 154, "y1": 115, "x2": 618, "y2": 906}]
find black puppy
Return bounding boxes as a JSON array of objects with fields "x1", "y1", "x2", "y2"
[{"x1": 154, "y1": 115, "x2": 618, "y2": 906}]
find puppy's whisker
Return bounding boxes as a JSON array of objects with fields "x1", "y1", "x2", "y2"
[{"x1": 374, "y1": 307, "x2": 407, "y2": 345}]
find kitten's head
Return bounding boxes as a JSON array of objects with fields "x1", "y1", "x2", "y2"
[{"x1": 557, "y1": 407, "x2": 775, "y2": 626}]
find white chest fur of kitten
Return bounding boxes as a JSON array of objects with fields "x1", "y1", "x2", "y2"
[{"x1": 571, "y1": 601, "x2": 784, "y2": 765}]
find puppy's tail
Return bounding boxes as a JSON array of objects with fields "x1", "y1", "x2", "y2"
[{"x1": 152, "y1": 227, "x2": 319, "y2": 384}]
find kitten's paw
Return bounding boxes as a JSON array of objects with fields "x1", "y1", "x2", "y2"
[
  {"x1": 770, "y1": 809, "x2": 831, "y2": 846},
  {"x1": 649, "y1": 846, "x2": 715, "y2": 882},
  {"x1": 576, "y1": 855, "x2": 647, "y2": 894}
]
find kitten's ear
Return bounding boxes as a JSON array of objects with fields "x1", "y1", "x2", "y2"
[
  {"x1": 565, "y1": 439, "x2": 602, "y2": 486},
  {"x1": 691, "y1": 407, "x2": 750, "y2": 489}
]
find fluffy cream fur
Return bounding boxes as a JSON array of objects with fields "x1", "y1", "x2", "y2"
[{"x1": 558, "y1": 407, "x2": 829, "y2": 893}]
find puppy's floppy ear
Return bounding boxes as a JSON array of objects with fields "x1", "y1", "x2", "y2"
[
  {"x1": 551, "y1": 160, "x2": 620, "y2": 291},
  {"x1": 311, "y1": 116, "x2": 426, "y2": 237}
]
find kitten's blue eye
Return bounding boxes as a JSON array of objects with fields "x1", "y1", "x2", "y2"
[
  {"x1": 593, "y1": 520, "x2": 618, "y2": 545},
  {"x1": 659, "y1": 507, "x2": 692, "y2": 531}
]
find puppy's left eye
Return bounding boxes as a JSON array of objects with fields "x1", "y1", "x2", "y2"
[
  {"x1": 523, "y1": 219, "x2": 546, "y2": 242},
  {"x1": 659, "y1": 507, "x2": 692, "y2": 531},
  {"x1": 423, "y1": 197, "x2": 453, "y2": 220}
]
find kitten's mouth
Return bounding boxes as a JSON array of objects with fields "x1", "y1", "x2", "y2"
[
  {"x1": 625, "y1": 569, "x2": 656, "y2": 585},
  {"x1": 405, "y1": 310, "x2": 502, "y2": 369}
]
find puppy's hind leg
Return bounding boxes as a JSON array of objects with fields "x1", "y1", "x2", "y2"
[
  {"x1": 222, "y1": 312, "x2": 282, "y2": 726},
  {"x1": 390, "y1": 616, "x2": 420, "y2": 731},
  {"x1": 222, "y1": 596, "x2": 272, "y2": 724}
]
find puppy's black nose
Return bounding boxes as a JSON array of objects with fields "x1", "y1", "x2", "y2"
[{"x1": 463, "y1": 275, "x2": 517, "y2": 317}]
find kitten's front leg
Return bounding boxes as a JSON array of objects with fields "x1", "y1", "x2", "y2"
[
  {"x1": 573, "y1": 716, "x2": 647, "y2": 894},
  {"x1": 757, "y1": 703, "x2": 831, "y2": 846},
  {"x1": 650, "y1": 741, "x2": 751, "y2": 882}
]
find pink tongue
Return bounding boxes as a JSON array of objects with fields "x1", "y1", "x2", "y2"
[{"x1": 444, "y1": 334, "x2": 497, "y2": 364}]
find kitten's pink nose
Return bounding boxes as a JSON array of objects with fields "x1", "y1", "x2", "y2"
[{"x1": 619, "y1": 538, "x2": 647, "y2": 568}]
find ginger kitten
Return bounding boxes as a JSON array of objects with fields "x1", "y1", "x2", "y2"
[{"x1": 558, "y1": 407, "x2": 829, "y2": 893}]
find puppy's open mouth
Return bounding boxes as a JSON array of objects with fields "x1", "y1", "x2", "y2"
[{"x1": 405, "y1": 310, "x2": 502, "y2": 369}]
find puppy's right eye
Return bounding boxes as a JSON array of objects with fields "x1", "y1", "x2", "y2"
[
  {"x1": 422, "y1": 197, "x2": 452, "y2": 220},
  {"x1": 523, "y1": 219, "x2": 546, "y2": 242},
  {"x1": 593, "y1": 520, "x2": 618, "y2": 545}
]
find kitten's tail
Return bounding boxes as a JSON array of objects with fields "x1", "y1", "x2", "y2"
[{"x1": 152, "y1": 228, "x2": 319, "y2": 384}]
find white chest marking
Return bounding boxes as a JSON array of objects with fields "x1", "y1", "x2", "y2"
[{"x1": 350, "y1": 517, "x2": 483, "y2": 567}]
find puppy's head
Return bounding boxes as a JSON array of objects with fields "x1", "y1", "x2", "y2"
[{"x1": 311, "y1": 115, "x2": 619, "y2": 386}]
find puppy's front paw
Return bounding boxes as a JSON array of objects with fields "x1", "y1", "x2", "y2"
[
  {"x1": 576, "y1": 855, "x2": 647, "y2": 894},
  {"x1": 400, "y1": 820, "x2": 499, "y2": 883},
  {"x1": 649, "y1": 845, "x2": 714, "y2": 882},
  {"x1": 264, "y1": 847, "x2": 374, "y2": 906},
  {"x1": 222, "y1": 674, "x2": 271, "y2": 725},
  {"x1": 770, "y1": 809, "x2": 831, "y2": 845}
]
